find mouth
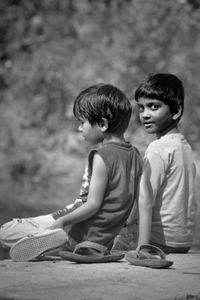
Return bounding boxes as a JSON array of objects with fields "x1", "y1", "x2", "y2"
[{"x1": 143, "y1": 122, "x2": 155, "y2": 128}]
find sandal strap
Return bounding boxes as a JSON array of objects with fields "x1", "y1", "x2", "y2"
[
  {"x1": 74, "y1": 241, "x2": 108, "y2": 255},
  {"x1": 138, "y1": 244, "x2": 166, "y2": 259}
]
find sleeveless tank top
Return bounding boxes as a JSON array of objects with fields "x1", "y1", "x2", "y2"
[{"x1": 69, "y1": 141, "x2": 142, "y2": 249}]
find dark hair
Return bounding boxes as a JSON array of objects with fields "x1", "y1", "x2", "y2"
[
  {"x1": 73, "y1": 83, "x2": 132, "y2": 134},
  {"x1": 135, "y1": 73, "x2": 184, "y2": 121}
]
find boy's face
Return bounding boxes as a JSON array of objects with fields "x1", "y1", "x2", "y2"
[
  {"x1": 137, "y1": 98, "x2": 175, "y2": 137},
  {"x1": 78, "y1": 119, "x2": 104, "y2": 145}
]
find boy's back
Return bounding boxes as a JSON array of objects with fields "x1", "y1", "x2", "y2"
[
  {"x1": 69, "y1": 140, "x2": 142, "y2": 250},
  {"x1": 142, "y1": 133, "x2": 196, "y2": 247}
]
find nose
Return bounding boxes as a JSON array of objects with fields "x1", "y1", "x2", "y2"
[{"x1": 140, "y1": 108, "x2": 151, "y2": 119}]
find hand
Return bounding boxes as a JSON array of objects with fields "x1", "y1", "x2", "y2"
[{"x1": 47, "y1": 219, "x2": 64, "y2": 230}]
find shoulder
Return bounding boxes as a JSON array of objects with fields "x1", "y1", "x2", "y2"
[
  {"x1": 145, "y1": 138, "x2": 165, "y2": 156},
  {"x1": 87, "y1": 150, "x2": 108, "y2": 178},
  {"x1": 145, "y1": 134, "x2": 193, "y2": 166},
  {"x1": 91, "y1": 152, "x2": 107, "y2": 173},
  {"x1": 87, "y1": 146, "x2": 111, "y2": 169},
  {"x1": 145, "y1": 138, "x2": 172, "y2": 168},
  {"x1": 146, "y1": 135, "x2": 179, "y2": 157}
]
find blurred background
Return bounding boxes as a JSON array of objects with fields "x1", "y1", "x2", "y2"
[{"x1": 0, "y1": 0, "x2": 200, "y2": 248}]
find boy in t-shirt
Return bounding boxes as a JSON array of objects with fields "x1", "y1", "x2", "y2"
[{"x1": 129, "y1": 73, "x2": 196, "y2": 254}]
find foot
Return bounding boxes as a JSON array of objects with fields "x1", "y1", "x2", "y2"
[{"x1": 9, "y1": 229, "x2": 69, "y2": 262}]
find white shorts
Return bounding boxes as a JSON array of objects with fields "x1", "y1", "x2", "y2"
[{"x1": 0, "y1": 214, "x2": 55, "y2": 249}]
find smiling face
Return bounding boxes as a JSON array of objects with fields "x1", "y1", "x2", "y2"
[
  {"x1": 137, "y1": 98, "x2": 178, "y2": 138},
  {"x1": 78, "y1": 119, "x2": 104, "y2": 145}
]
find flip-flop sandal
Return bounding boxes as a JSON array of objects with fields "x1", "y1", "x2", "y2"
[
  {"x1": 125, "y1": 244, "x2": 173, "y2": 268},
  {"x1": 59, "y1": 241, "x2": 125, "y2": 263}
]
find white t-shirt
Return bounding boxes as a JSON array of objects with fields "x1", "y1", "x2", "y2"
[{"x1": 140, "y1": 133, "x2": 196, "y2": 247}]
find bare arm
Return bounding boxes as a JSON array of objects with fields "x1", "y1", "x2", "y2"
[
  {"x1": 137, "y1": 179, "x2": 153, "y2": 246},
  {"x1": 126, "y1": 177, "x2": 140, "y2": 226},
  {"x1": 49, "y1": 153, "x2": 108, "y2": 229},
  {"x1": 137, "y1": 153, "x2": 165, "y2": 247}
]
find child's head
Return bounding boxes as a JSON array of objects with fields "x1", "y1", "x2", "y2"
[
  {"x1": 135, "y1": 73, "x2": 184, "y2": 122},
  {"x1": 73, "y1": 83, "x2": 132, "y2": 135}
]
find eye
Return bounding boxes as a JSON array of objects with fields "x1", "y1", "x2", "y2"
[
  {"x1": 150, "y1": 104, "x2": 160, "y2": 110},
  {"x1": 137, "y1": 105, "x2": 144, "y2": 113},
  {"x1": 78, "y1": 118, "x2": 84, "y2": 125}
]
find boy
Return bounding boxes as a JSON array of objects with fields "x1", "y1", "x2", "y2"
[
  {"x1": 8, "y1": 83, "x2": 143, "y2": 261},
  {"x1": 130, "y1": 73, "x2": 196, "y2": 254}
]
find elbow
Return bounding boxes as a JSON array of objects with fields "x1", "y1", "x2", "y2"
[
  {"x1": 92, "y1": 203, "x2": 101, "y2": 214},
  {"x1": 89, "y1": 201, "x2": 101, "y2": 216}
]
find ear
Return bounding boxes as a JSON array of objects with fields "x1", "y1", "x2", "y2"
[
  {"x1": 99, "y1": 118, "x2": 108, "y2": 132},
  {"x1": 172, "y1": 106, "x2": 182, "y2": 121}
]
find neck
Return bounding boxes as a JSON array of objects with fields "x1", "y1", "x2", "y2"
[
  {"x1": 156, "y1": 122, "x2": 180, "y2": 139},
  {"x1": 103, "y1": 133, "x2": 125, "y2": 144}
]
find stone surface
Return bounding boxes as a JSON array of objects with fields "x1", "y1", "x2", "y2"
[{"x1": 0, "y1": 251, "x2": 200, "y2": 300}]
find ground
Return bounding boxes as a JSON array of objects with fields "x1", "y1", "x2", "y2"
[{"x1": 0, "y1": 251, "x2": 200, "y2": 300}]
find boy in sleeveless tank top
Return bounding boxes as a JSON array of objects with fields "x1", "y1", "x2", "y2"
[{"x1": 6, "y1": 83, "x2": 142, "y2": 261}]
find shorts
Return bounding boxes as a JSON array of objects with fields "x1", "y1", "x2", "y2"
[
  {"x1": 0, "y1": 215, "x2": 54, "y2": 249},
  {"x1": 150, "y1": 241, "x2": 190, "y2": 254}
]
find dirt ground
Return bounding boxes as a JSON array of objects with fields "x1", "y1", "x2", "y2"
[{"x1": 0, "y1": 250, "x2": 200, "y2": 300}]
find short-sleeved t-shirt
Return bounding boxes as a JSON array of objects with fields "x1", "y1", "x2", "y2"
[
  {"x1": 140, "y1": 133, "x2": 196, "y2": 247},
  {"x1": 69, "y1": 140, "x2": 143, "y2": 249}
]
